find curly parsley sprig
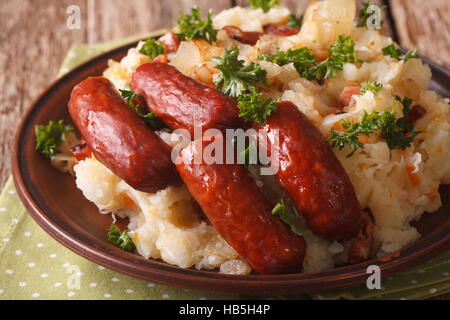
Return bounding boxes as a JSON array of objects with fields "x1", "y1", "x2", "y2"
[
  {"x1": 382, "y1": 44, "x2": 419, "y2": 63},
  {"x1": 177, "y1": 6, "x2": 218, "y2": 44},
  {"x1": 139, "y1": 39, "x2": 165, "y2": 59},
  {"x1": 107, "y1": 223, "x2": 135, "y2": 252},
  {"x1": 328, "y1": 96, "x2": 422, "y2": 157},
  {"x1": 320, "y1": 35, "x2": 363, "y2": 79},
  {"x1": 260, "y1": 35, "x2": 361, "y2": 81},
  {"x1": 360, "y1": 81, "x2": 383, "y2": 94},
  {"x1": 35, "y1": 120, "x2": 73, "y2": 157},
  {"x1": 212, "y1": 46, "x2": 269, "y2": 98},
  {"x1": 237, "y1": 91, "x2": 278, "y2": 125},
  {"x1": 119, "y1": 89, "x2": 163, "y2": 129},
  {"x1": 328, "y1": 114, "x2": 376, "y2": 157},
  {"x1": 287, "y1": 13, "x2": 304, "y2": 29},
  {"x1": 260, "y1": 47, "x2": 317, "y2": 80},
  {"x1": 212, "y1": 46, "x2": 276, "y2": 124},
  {"x1": 394, "y1": 96, "x2": 415, "y2": 134},
  {"x1": 248, "y1": 0, "x2": 279, "y2": 13}
]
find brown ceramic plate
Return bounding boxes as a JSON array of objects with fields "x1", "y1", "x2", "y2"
[{"x1": 12, "y1": 40, "x2": 450, "y2": 295}]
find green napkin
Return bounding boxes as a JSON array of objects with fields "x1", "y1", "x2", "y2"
[{"x1": 1, "y1": 33, "x2": 449, "y2": 300}]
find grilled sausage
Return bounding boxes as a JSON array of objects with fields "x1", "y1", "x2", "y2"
[
  {"x1": 130, "y1": 62, "x2": 242, "y2": 137},
  {"x1": 348, "y1": 210, "x2": 375, "y2": 264},
  {"x1": 222, "y1": 26, "x2": 262, "y2": 45},
  {"x1": 68, "y1": 76, "x2": 180, "y2": 193},
  {"x1": 175, "y1": 134, "x2": 307, "y2": 274},
  {"x1": 263, "y1": 24, "x2": 299, "y2": 36},
  {"x1": 253, "y1": 101, "x2": 361, "y2": 241},
  {"x1": 69, "y1": 142, "x2": 92, "y2": 162}
]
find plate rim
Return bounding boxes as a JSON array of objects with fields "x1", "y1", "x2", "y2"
[{"x1": 11, "y1": 39, "x2": 450, "y2": 295}]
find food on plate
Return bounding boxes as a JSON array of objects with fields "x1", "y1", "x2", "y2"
[
  {"x1": 35, "y1": 120, "x2": 74, "y2": 158},
  {"x1": 221, "y1": 23, "x2": 299, "y2": 46},
  {"x1": 130, "y1": 62, "x2": 242, "y2": 136},
  {"x1": 263, "y1": 23, "x2": 299, "y2": 37},
  {"x1": 176, "y1": 134, "x2": 306, "y2": 274},
  {"x1": 68, "y1": 76, "x2": 180, "y2": 193},
  {"x1": 107, "y1": 223, "x2": 136, "y2": 252},
  {"x1": 253, "y1": 101, "x2": 361, "y2": 241},
  {"x1": 222, "y1": 26, "x2": 262, "y2": 46},
  {"x1": 347, "y1": 210, "x2": 375, "y2": 264},
  {"x1": 35, "y1": 0, "x2": 449, "y2": 275},
  {"x1": 69, "y1": 142, "x2": 92, "y2": 162}
]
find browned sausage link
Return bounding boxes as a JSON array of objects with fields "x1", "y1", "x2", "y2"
[
  {"x1": 68, "y1": 77, "x2": 180, "y2": 193},
  {"x1": 253, "y1": 101, "x2": 361, "y2": 241},
  {"x1": 69, "y1": 142, "x2": 92, "y2": 162},
  {"x1": 348, "y1": 211, "x2": 375, "y2": 264},
  {"x1": 222, "y1": 26, "x2": 262, "y2": 45},
  {"x1": 176, "y1": 134, "x2": 306, "y2": 274},
  {"x1": 263, "y1": 24, "x2": 299, "y2": 36},
  {"x1": 130, "y1": 62, "x2": 242, "y2": 137}
]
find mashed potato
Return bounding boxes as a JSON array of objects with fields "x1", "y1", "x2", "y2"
[
  {"x1": 74, "y1": 157, "x2": 251, "y2": 273},
  {"x1": 67, "y1": 0, "x2": 450, "y2": 273}
]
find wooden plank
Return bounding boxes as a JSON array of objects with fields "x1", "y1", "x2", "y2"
[
  {"x1": 86, "y1": 0, "x2": 233, "y2": 43},
  {"x1": 0, "y1": 0, "x2": 87, "y2": 188},
  {"x1": 389, "y1": 0, "x2": 450, "y2": 70}
]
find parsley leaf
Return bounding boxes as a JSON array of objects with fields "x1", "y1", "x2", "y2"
[
  {"x1": 120, "y1": 89, "x2": 163, "y2": 129},
  {"x1": 328, "y1": 116, "x2": 374, "y2": 157},
  {"x1": 360, "y1": 81, "x2": 383, "y2": 94},
  {"x1": 357, "y1": 0, "x2": 386, "y2": 28},
  {"x1": 248, "y1": 0, "x2": 279, "y2": 13},
  {"x1": 107, "y1": 223, "x2": 135, "y2": 252},
  {"x1": 323, "y1": 35, "x2": 362, "y2": 78},
  {"x1": 237, "y1": 91, "x2": 277, "y2": 125},
  {"x1": 307, "y1": 35, "x2": 362, "y2": 80},
  {"x1": 394, "y1": 95, "x2": 414, "y2": 133},
  {"x1": 382, "y1": 44, "x2": 402, "y2": 59},
  {"x1": 35, "y1": 120, "x2": 73, "y2": 158},
  {"x1": 403, "y1": 49, "x2": 419, "y2": 62},
  {"x1": 260, "y1": 35, "x2": 361, "y2": 81},
  {"x1": 213, "y1": 46, "x2": 276, "y2": 125},
  {"x1": 177, "y1": 6, "x2": 218, "y2": 44},
  {"x1": 260, "y1": 47, "x2": 318, "y2": 80},
  {"x1": 271, "y1": 199, "x2": 303, "y2": 236},
  {"x1": 287, "y1": 13, "x2": 304, "y2": 29},
  {"x1": 139, "y1": 39, "x2": 165, "y2": 59},
  {"x1": 212, "y1": 46, "x2": 269, "y2": 98},
  {"x1": 328, "y1": 97, "x2": 421, "y2": 157},
  {"x1": 382, "y1": 44, "x2": 419, "y2": 62},
  {"x1": 380, "y1": 98, "x2": 421, "y2": 150}
]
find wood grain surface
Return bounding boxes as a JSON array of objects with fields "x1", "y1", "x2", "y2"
[
  {"x1": 389, "y1": 0, "x2": 450, "y2": 70},
  {"x1": 0, "y1": 0, "x2": 448, "y2": 299}
]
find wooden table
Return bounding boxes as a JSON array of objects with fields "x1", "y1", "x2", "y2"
[{"x1": 0, "y1": 0, "x2": 448, "y2": 299}]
